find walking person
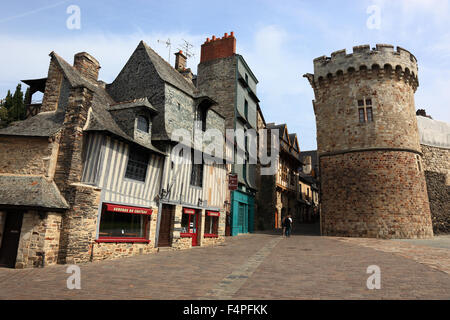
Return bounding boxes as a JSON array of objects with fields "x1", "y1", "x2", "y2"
[
  {"x1": 281, "y1": 216, "x2": 286, "y2": 237},
  {"x1": 285, "y1": 215, "x2": 293, "y2": 237}
]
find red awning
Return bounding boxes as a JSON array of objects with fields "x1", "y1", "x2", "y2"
[
  {"x1": 105, "y1": 204, "x2": 152, "y2": 215},
  {"x1": 207, "y1": 211, "x2": 220, "y2": 217},
  {"x1": 183, "y1": 208, "x2": 196, "y2": 215}
]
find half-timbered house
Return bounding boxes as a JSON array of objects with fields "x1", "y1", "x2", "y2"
[{"x1": 0, "y1": 41, "x2": 228, "y2": 268}]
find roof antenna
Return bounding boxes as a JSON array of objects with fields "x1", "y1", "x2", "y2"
[
  {"x1": 178, "y1": 39, "x2": 195, "y2": 60},
  {"x1": 157, "y1": 38, "x2": 172, "y2": 63}
]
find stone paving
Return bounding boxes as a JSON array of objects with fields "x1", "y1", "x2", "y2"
[{"x1": 0, "y1": 230, "x2": 449, "y2": 300}]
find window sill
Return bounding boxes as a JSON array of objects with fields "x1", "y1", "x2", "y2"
[
  {"x1": 204, "y1": 234, "x2": 219, "y2": 238},
  {"x1": 96, "y1": 238, "x2": 150, "y2": 243}
]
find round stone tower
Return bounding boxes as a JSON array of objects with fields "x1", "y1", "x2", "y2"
[{"x1": 304, "y1": 44, "x2": 433, "y2": 239}]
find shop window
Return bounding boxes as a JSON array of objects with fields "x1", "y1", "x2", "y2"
[
  {"x1": 181, "y1": 208, "x2": 197, "y2": 235},
  {"x1": 125, "y1": 146, "x2": 149, "y2": 182},
  {"x1": 204, "y1": 211, "x2": 220, "y2": 237},
  {"x1": 97, "y1": 204, "x2": 151, "y2": 242}
]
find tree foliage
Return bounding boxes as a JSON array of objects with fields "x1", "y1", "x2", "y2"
[{"x1": 0, "y1": 84, "x2": 28, "y2": 127}]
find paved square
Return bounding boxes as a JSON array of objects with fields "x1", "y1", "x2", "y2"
[{"x1": 0, "y1": 231, "x2": 449, "y2": 300}]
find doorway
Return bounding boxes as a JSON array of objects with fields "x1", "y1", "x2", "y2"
[
  {"x1": 0, "y1": 211, "x2": 24, "y2": 268},
  {"x1": 158, "y1": 204, "x2": 174, "y2": 247}
]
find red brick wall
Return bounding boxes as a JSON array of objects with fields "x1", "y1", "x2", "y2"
[{"x1": 200, "y1": 33, "x2": 236, "y2": 63}]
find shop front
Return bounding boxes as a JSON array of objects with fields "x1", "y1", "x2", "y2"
[
  {"x1": 96, "y1": 203, "x2": 153, "y2": 243},
  {"x1": 231, "y1": 190, "x2": 255, "y2": 236},
  {"x1": 180, "y1": 208, "x2": 200, "y2": 246}
]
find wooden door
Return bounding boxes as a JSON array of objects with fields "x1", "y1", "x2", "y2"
[
  {"x1": 158, "y1": 205, "x2": 174, "y2": 247},
  {"x1": 0, "y1": 211, "x2": 24, "y2": 268}
]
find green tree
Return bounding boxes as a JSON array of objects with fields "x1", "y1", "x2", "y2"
[
  {"x1": 0, "y1": 106, "x2": 8, "y2": 122},
  {"x1": 4, "y1": 90, "x2": 12, "y2": 110},
  {"x1": 8, "y1": 83, "x2": 26, "y2": 121}
]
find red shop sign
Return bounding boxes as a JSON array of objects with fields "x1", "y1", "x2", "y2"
[
  {"x1": 206, "y1": 211, "x2": 220, "y2": 217},
  {"x1": 105, "y1": 204, "x2": 152, "y2": 215},
  {"x1": 183, "y1": 208, "x2": 196, "y2": 215}
]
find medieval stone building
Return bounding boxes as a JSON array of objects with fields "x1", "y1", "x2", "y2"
[
  {"x1": 0, "y1": 41, "x2": 228, "y2": 268},
  {"x1": 197, "y1": 32, "x2": 260, "y2": 236},
  {"x1": 305, "y1": 44, "x2": 434, "y2": 239}
]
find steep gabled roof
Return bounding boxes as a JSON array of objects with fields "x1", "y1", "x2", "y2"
[
  {"x1": 289, "y1": 133, "x2": 300, "y2": 151},
  {"x1": 140, "y1": 41, "x2": 200, "y2": 97}
]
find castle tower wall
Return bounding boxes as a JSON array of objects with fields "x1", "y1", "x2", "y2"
[{"x1": 305, "y1": 44, "x2": 433, "y2": 238}]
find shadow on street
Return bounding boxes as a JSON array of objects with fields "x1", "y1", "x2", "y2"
[{"x1": 254, "y1": 222, "x2": 321, "y2": 236}]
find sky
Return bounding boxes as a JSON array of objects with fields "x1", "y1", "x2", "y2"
[{"x1": 1, "y1": 0, "x2": 449, "y2": 151}]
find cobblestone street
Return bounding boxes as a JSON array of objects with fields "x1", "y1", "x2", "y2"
[{"x1": 0, "y1": 229, "x2": 449, "y2": 300}]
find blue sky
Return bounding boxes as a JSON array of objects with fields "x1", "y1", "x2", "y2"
[{"x1": 1, "y1": 0, "x2": 449, "y2": 150}]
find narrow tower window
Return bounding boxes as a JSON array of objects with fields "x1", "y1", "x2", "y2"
[{"x1": 357, "y1": 97, "x2": 374, "y2": 123}]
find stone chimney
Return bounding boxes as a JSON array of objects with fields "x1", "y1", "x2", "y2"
[
  {"x1": 303, "y1": 156, "x2": 312, "y2": 174},
  {"x1": 174, "y1": 50, "x2": 187, "y2": 71},
  {"x1": 73, "y1": 52, "x2": 100, "y2": 82},
  {"x1": 200, "y1": 31, "x2": 236, "y2": 63}
]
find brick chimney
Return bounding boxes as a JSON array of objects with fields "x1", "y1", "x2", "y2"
[
  {"x1": 200, "y1": 32, "x2": 236, "y2": 63},
  {"x1": 174, "y1": 50, "x2": 187, "y2": 71},
  {"x1": 73, "y1": 52, "x2": 100, "y2": 82}
]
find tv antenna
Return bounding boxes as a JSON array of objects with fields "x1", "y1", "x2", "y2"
[
  {"x1": 178, "y1": 39, "x2": 195, "y2": 59},
  {"x1": 158, "y1": 38, "x2": 172, "y2": 63}
]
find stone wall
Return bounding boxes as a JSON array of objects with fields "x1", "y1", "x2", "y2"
[
  {"x1": 256, "y1": 174, "x2": 276, "y2": 230},
  {"x1": 421, "y1": 144, "x2": 450, "y2": 233},
  {"x1": 57, "y1": 184, "x2": 101, "y2": 264},
  {"x1": 320, "y1": 150, "x2": 433, "y2": 238},
  {"x1": 197, "y1": 55, "x2": 237, "y2": 130},
  {"x1": 313, "y1": 78, "x2": 421, "y2": 154},
  {"x1": 41, "y1": 56, "x2": 64, "y2": 113},
  {"x1": 0, "y1": 136, "x2": 56, "y2": 176},
  {"x1": 15, "y1": 211, "x2": 62, "y2": 268}
]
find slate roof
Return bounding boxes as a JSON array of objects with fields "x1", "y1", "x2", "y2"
[
  {"x1": 0, "y1": 175, "x2": 69, "y2": 210},
  {"x1": 0, "y1": 110, "x2": 65, "y2": 137},
  {"x1": 0, "y1": 51, "x2": 165, "y2": 155},
  {"x1": 141, "y1": 41, "x2": 200, "y2": 97}
]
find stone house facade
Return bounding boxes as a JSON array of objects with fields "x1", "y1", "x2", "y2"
[
  {"x1": 197, "y1": 32, "x2": 260, "y2": 236},
  {"x1": 0, "y1": 41, "x2": 228, "y2": 268},
  {"x1": 305, "y1": 44, "x2": 434, "y2": 239}
]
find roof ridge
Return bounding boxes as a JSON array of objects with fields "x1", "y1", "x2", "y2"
[{"x1": 140, "y1": 41, "x2": 198, "y2": 92}]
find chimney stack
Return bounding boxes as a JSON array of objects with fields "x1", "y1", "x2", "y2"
[
  {"x1": 73, "y1": 52, "x2": 100, "y2": 83},
  {"x1": 174, "y1": 50, "x2": 187, "y2": 71},
  {"x1": 200, "y1": 31, "x2": 236, "y2": 63}
]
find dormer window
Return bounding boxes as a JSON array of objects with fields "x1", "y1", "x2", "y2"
[{"x1": 137, "y1": 115, "x2": 149, "y2": 133}]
